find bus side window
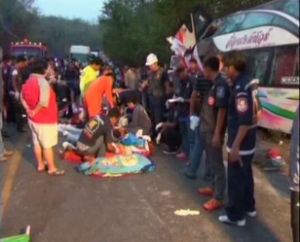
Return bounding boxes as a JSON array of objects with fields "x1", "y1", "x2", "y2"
[
  {"x1": 245, "y1": 50, "x2": 271, "y2": 86},
  {"x1": 269, "y1": 46, "x2": 299, "y2": 86}
]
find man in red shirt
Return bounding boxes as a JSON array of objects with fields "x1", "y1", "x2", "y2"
[{"x1": 21, "y1": 59, "x2": 64, "y2": 176}]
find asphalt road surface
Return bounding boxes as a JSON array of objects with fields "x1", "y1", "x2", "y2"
[{"x1": 0, "y1": 129, "x2": 293, "y2": 242}]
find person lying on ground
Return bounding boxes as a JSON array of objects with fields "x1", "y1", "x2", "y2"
[
  {"x1": 21, "y1": 58, "x2": 64, "y2": 176},
  {"x1": 125, "y1": 97, "x2": 152, "y2": 136},
  {"x1": 75, "y1": 108, "x2": 121, "y2": 159}
]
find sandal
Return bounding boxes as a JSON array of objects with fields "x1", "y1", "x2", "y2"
[
  {"x1": 48, "y1": 169, "x2": 65, "y2": 176},
  {"x1": 37, "y1": 164, "x2": 48, "y2": 173},
  {"x1": 1, "y1": 155, "x2": 8, "y2": 162},
  {"x1": 37, "y1": 168, "x2": 46, "y2": 173}
]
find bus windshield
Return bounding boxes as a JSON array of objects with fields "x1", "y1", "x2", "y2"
[
  {"x1": 70, "y1": 53, "x2": 89, "y2": 63},
  {"x1": 12, "y1": 47, "x2": 41, "y2": 57}
]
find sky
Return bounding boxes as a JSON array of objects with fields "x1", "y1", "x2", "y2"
[{"x1": 34, "y1": 0, "x2": 105, "y2": 23}]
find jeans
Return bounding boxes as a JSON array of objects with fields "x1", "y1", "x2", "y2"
[
  {"x1": 179, "y1": 120, "x2": 190, "y2": 157},
  {"x1": 67, "y1": 127, "x2": 82, "y2": 144},
  {"x1": 59, "y1": 125, "x2": 82, "y2": 144},
  {"x1": 189, "y1": 124, "x2": 199, "y2": 156},
  {"x1": 188, "y1": 130, "x2": 213, "y2": 178},
  {"x1": 225, "y1": 154, "x2": 255, "y2": 222}
]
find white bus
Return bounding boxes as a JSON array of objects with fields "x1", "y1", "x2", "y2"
[
  {"x1": 168, "y1": 0, "x2": 299, "y2": 134},
  {"x1": 70, "y1": 45, "x2": 91, "y2": 65}
]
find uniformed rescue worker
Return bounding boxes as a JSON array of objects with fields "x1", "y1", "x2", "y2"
[
  {"x1": 196, "y1": 56, "x2": 230, "y2": 212},
  {"x1": 141, "y1": 54, "x2": 170, "y2": 137},
  {"x1": 219, "y1": 52, "x2": 261, "y2": 227}
]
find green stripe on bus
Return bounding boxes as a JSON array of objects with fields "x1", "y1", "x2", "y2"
[{"x1": 262, "y1": 102, "x2": 296, "y2": 120}]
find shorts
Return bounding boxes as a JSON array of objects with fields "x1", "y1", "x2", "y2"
[{"x1": 28, "y1": 120, "x2": 58, "y2": 149}]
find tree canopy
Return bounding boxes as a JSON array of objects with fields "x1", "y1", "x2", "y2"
[
  {"x1": 100, "y1": 0, "x2": 271, "y2": 66},
  {"x1": 0, "y1": 0, "x2": 102, "y2": 57},
  {"x1": 1, "y1": 0, "x2": 272, "y2": 63}
]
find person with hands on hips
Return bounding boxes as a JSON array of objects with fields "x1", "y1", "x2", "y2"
[{"x1": 219, "y1": 52, "x2": 262, "y2": 227}]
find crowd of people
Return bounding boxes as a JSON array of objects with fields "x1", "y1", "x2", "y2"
[{"x1": 0, "y1": 49, "x2": 298, "y2": 240}]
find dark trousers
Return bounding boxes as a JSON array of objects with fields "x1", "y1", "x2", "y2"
[
  {"x1": 225, "y1": 154, "x2": 255, "y2": 221},
  {"x1": 179, "y1": 120, "x2": 190, "y2": 157},
  {"x1": 149, "y1": 95, "x2": 164, "y2": 136},
  {"x1": 161, "y1": 127, "x2": 182, "y2": 150},
  {"x1": 4, "y1": 92, "x2": 15, "y2": 123},
  {"x1": 77, "y1": 137, "x2": 106, "y2": 157},
  {"x1": 13, "y1": 99, "x2": 24, "y2": 131},
  {"x1": 205, "y1": 133, "x2": 226, "y2": 201},
  {"x1": 291, "y1": 191, "x2": 299, "y2": 242}
]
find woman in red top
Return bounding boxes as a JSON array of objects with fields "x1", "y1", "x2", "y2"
[
  {"x1": 21, "y1": 59, "x2": 64, "y2": 176},
  {"x1": 83, "y1": 70, "x2": 115, "y2": 120}
]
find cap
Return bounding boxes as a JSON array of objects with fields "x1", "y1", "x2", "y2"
[{"x1": 146, "y1": 53, "x2": 158, "y2": 66}]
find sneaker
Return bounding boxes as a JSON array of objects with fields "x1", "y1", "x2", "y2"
[
  {"x1": 176, "y1": 152, "x2": 187, "y2": 159},
  {"x1": 1, "y1": 154, "x2": 8, "y2": 162},
  {"x1": 163, "y1": 147, "x2": 179, "y2": 155},
  {"x1": 246, "y1": 211, "x2": 257, "y2": 218},
  {"x1": 198, "y1": 187, "x2": 214, "y2": 197},
  {"x1": 219, "y1": 215, "x2": 246, "y2": 227},
  {"x1": 203, "y1": 199, "x2": 224, "y2": 212}
]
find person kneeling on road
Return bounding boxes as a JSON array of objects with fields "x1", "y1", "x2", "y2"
[
  {"x1": 156, "y1": 102, "x2": 182, "y2": 155},
  {"x1": 76, "y1": 108, "x2": 121, "y2": 159},
  {"x1": 125, "y1": 97, "x2": 152, "y2": 136}
]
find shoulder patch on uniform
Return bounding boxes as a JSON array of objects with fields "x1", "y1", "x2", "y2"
[
  {"x1": 208, "y1": 97, "x2": 215, "y2": 106},
  {"x1": 217, "y1": 86, "x2": 225, "y2": 98},
  {"x1": 237, "y1": 98, "x2": 248, "y2": 113},
  {"x1": 87, "y1": 119, "x2": 100, "y2": 132}
]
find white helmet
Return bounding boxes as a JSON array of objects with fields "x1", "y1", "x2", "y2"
[{"x1": 145, "y1": 53, "x2": 158, "y2": 66}]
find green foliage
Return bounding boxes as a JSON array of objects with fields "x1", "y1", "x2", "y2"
[
  {"x1": 31, "y1": 16, "x2": 102, "y2": 58},
  {"x1": 0, "y1": 0, "x2": 102, "y2": 57},
  {"x1": 100, "y1": 0, "x2": 270, "y2": 66}
]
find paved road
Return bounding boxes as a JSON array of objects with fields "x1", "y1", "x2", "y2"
[{"x1": 0, "y1": 130, "x2": 293, "y2": 242}]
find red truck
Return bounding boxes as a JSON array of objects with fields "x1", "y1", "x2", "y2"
[{"x1": 10, "y1": 39, "x2": 48, "y2": 57}]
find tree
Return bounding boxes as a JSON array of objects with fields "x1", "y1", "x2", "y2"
[
  {"x1": 100, "y1": 0, "x2": 271, "y2": 66},
  {"x1": 0, "y1": 0, "x2": 103, "y2": 57},
  {"x1": 0, "y1": 0, "x2": 39, "y2": 51}
]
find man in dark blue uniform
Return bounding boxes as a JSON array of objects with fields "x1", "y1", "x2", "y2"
[
  {"x1": 219, "y1": 52, "x2": 261, "y2": 227},
  {"x1": 196, "y1": 56, "x2": 230, "y2": 212}
]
